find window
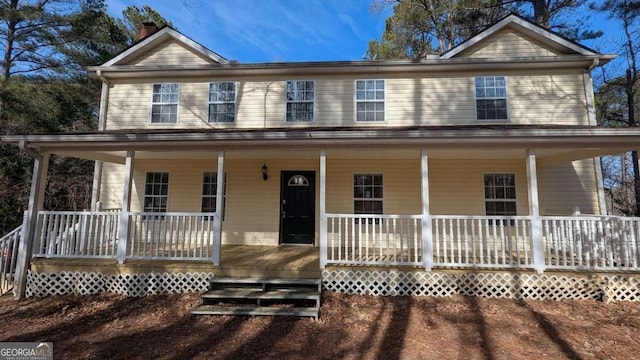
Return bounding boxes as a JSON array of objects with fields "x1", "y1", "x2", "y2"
[
  {"x1": 144, "y1": 172, "x2": 169, "y2": 214},
  {"x1": 286, "y1": 80, "x2": 314, "y2": 122},
  {"x1": 151, "y1": 83, "x2": 179, "y2": 123},
  {"x1": 484, "y1": 174, "x2": 516, "y2": 216},
  {"x1": 202, "y1": 172, "x2": 228, "y2": 220},
  {"x1": 208, "y1": 82, "x2": 236, "y2": 123},
  {"x1": 356, "y1": 80, "x2": 385, "y2": 122},
  {"x1": 354, "y1": 174, "x2": 383, "y2": 214},
  {"x1": 475, "y1": 76, "x2": 508, "y2": 121}
]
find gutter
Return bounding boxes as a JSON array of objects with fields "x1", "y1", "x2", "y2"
[{"x1": 91, "y1": 70, "x2": 110, "y2": 210}]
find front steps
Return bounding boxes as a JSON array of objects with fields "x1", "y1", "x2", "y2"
[{"x1": 191, "y1": 277, "x2": 321, "y2": 319}]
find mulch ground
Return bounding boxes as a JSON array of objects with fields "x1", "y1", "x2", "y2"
[{"x1": 0, "y1": 291, "x2": 639, "y2": 359}]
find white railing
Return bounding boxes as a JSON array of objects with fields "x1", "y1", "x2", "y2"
[
  {"x1": 128, "y1": 212, "x2": 218, "y2": 260},
  {"x1": 0, "y1": 225, "x2": 21, "y2": 295},
  {"x1": 432, "y1": 216, "x2": 533, "y2": 269},
  {"x1": 326, "y1": 214, "x2": 422, "y2": 266},
  {"x1": 543, "y1": 216, "x2": 640, "y2": 270},
  {"x1": 34, "y1": 211, "x2": 120, "y2": 258}
]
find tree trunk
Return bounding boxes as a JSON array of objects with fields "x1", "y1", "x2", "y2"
[
  {"x1": 626, "y1": 69, "x2": 640, "y2": 214},
  {"x1": 529, "y1": 0, "x2": 550, "y2": 27},
  {"x1": 2, "y1": 0, "x2": 19, "y2": 82}
]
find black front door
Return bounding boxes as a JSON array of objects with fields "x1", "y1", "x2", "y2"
[{"x1": 280, "y1": 171, "x2": 315, "y2": 245}]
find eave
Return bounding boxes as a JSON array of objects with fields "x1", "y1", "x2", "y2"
[{"x1": 86, "y1": 55, "x2": 615, "y2": 80}]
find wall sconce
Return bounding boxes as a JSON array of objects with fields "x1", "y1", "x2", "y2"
[{"x1": 262, "y1": 163, "x2": 268, "y2": 181}]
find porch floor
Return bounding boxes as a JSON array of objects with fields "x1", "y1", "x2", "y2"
[{"x1": 31, "y1": 244, "x2": 321, "y2": 279}]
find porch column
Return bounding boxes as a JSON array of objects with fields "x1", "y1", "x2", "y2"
[
  {"x1": 117, "y1": 150, "x2": 134, "y2": 264},
  {"x1": 526, "y1": 149, "x2": 545, "y2": 273},
  {"x1": 319, "y1": 150, "x2": 327, "y2": 268},
  {"x1": 15, "y1": 152, "x2": 49, "y2": 299},
  {"x1": 213, "y1": 151, "x2": 224, "y2": 266},
  {"x1": 421, "y1": 149, "x2": 433, "y2": 271}
]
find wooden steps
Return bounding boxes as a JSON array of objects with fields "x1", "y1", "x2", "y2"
[{"x1": 191, "y1": 277, "x2": 321, "y2": 319}]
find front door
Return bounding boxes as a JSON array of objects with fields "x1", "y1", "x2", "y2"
[{"x1": 280, "y1": 171, "x2": 315, "y2": 245}]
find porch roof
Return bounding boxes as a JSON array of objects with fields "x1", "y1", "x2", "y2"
[{"x1": 3, "y1": 125, "x2": 640, "y2": 163}]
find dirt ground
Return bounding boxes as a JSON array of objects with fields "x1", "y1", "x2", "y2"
[{"x1": 0, "y1": 291, "x2": 639, "y2": 360}]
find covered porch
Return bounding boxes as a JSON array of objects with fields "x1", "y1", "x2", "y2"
[{"x1": 5, "y1": 126, "x2": 640, "y2": 297}]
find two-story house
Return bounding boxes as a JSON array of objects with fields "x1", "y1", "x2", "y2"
[{"x1": 3, "y1": 15, "x2": 639, "y2": 310}]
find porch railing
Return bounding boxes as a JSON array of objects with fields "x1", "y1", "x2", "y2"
[
  {"x1": 326, "y1": 214, "x2": 422, "y2": 266},
  {"x1": 432, "y1": 216, "x2": 533, "y2": 268},
  {"x1": 543, "y1": 216, "x2": 640, "y2": 270},
  {"x1": 0, "y1": 225, "x2": 21, "y2": 295},
  {"x1": 127, "y1": 212, "x2": 218, "y2": 260},
  {"x1": 34, "y1": 211, "x2": 120, "y2": 258}
]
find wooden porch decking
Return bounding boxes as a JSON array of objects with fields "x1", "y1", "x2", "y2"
[{"x1": 30, "y1": 244, "x2": 321, "y2": 279}]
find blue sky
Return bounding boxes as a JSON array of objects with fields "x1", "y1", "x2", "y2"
[{"x1": 105, "y1": 0, "x2": 625, "y2": 66}]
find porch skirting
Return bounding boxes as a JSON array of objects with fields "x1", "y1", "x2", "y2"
[
  {"x1": 322, "y1": 269, "x2": 640, "y2": 303},
  {"x1": 24, "y1": 268, "x2": 640, "y2": 303},
  {"x1": 25, "y1": 270, "x2": 210, "y2": 297}
]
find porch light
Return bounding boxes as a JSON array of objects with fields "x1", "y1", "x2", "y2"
[{"x1": 262, "y1": 163, "x2": 268, "y2": 181}]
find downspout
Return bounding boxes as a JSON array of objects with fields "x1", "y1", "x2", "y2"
[
  {"x1": 583, "y1": 58, "x2": 608, "y2": 215},
  {"x1": 91, "y1": 70, "x2": 109, "y2": 211}
]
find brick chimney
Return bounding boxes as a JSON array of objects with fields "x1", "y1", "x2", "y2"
[{"x1": 137, "y1": 21, "x2": 159, "y2": 40}]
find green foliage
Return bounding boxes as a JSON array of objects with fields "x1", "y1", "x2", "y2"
[{"x1": 118, "y1": 5, "x2": 174, "y2": 46}]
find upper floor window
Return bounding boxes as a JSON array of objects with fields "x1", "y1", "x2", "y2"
[
  {"x1": 356, "y1": 80, "x2": 385, "y2": 122},
  {"x1": 484, "y1": 173, "x2": 516, "y2": 216},
  {"x1": 475, "y1": 76, "x2": 508, "y2": 121},
  {"x1": 151, "y1": 83, "x2": 179, "y2": 124},
  {"x1": 286, "y1": 80, "x2": 314, "y2": 122},
  {"x1": 208, "y1": 82, "x2": 236, "y2": 123},
  {"x1": 144, "y1": 172, "x2": 169, "y2": 213}
]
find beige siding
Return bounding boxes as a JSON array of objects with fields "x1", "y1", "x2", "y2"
[
  {"x1": 105, "y1": 73, "x2": 588, "y2": 130},
  {"x1": 99, "y1": 162, "x2": 124, "y2": 209},
  {"x1": 538, "y1": 159, "x2": 600, "y2": 215},
  {"x1": 123, "y1": 40, "x2": 214, "y2": 66},
  {"x1": 459, "y1": 29, "x2": 560, "y2": 58}
]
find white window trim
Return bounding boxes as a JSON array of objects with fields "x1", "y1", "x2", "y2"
[
  {"x1": 482, "y1": 172, "x2": 517, "y2": 216},
  {"x1": 352, "y1": 172, "x2": 385, "y2": 215},
  {"x1": 207, "y1": 82, "x2": 238, "y2": 124},
  {"x1": 143, "y1": 171, "x2": 171, "y2": 213},
  {"x1": 149, "y1": 83, "x2": 180, "y2": 125},
  {"x1": 354, "y1": 79, "x2": 387, "y2": 123},
  {"x1": 285, "y1": 80, "x2": 316, "y2": 123},
  {"x1": 201, "y1": 171, "x2": 228, "y2": 221},
  {"x1": 473, "y1": 76, "x2": 509, "y2": 122}
]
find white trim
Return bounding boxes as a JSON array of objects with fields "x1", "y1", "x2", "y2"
[
  {"x1": 482, "y1": 172, "x2": 517, "y2": 216},
  {"x1": 284, "y1": 80, "x2": 316, "y2": 123},
  {"x1": 420, "y1": 149, "x2": 432, "y2": 271},
  {"x1": 149, "y1": 83, "x2": 180, "y2": 125},
  {"x1": 353, "y1": 79, "x2": 387, "y2": 123},
  {"x1": 583, "y1": 73, "x2": 597, "y2": 126},
  {"x1": 441, "y1": 15, "x2": 596, "y2": 59},
  {"x1": 474, "y1": 76, "x2": 509, "y2": 122},
  {"x1": 594, "y1": 157, "x2": 607, "y2": 215},
  {"x1": 352, "y1": 173, "x2": 384, "y2": 215},
  {"x1": 319, "y1": 150, "x2": 327, "y2": 268},
  {"x1": 213, "y1": 153, "x2": 225, "y2": 266},
  {"x1": 103, "y1": 27, "x2": 228, "y2": 67},
  {"x1": 207, "y1": 82, "x2": 237, "y2": 124}
]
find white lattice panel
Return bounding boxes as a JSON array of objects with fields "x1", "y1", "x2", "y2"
[
  {"x1": 26, "y1": 271, "x2": 211, "y2": 298},
  {"x1": 323, "y1": 270, "x2": 639, "y2": 302}
]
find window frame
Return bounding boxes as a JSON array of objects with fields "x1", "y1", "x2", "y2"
[
  {"x1": 143, "y1": 171, "x2": 170, "y2": 217},
  {"x1": 285, "y1": 80, "x2": 315, "y2": 123},
  {"x1": 353, "y1": 173, "x2": 384, "y2": 216},
  {"x1": 149, "y1": 83, "x2": 180, "y2": 124},
  {"x1": 201, "y1": 171, "x2": 228, "y2": 221},
  {"x1": 474, "y1": 76, "x2": 509, "y2": 122},
  {"x1": 207, "y1": 82, "x2": 237, "y2": 123},
  {"x1": 483, "y1": 173, "x2": 517, "y2": 217},
  {"x1": 354, "y1": 79, "x2": 386, "y2": 122}
]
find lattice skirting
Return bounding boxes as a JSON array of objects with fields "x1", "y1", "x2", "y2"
[
  {"x1": 322, "y1": 269, "x2": 640, "y2": 303},
  {"x1": 25, "y1": 270, "x2": 210, "y2": 297}
]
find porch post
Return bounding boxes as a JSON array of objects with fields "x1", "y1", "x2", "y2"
[
  {"x1": 526, "y1": 149, "x2": 545, "y2": 273},
  {"x1": 14, "y1": 152, "x2": 49, "y2": 299},
  {"x1": 319, "y1": 150, "x2": 327, "y2": 268},
  {"x1": 213, "y1": 151, "x2": 224, "y2": 266},
  {"x1": 421, "y1": 149, "x2": 433, "y2": 271},
  {"x1": 117, "y1": 150, "x2": 134, "y2": 264}
]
